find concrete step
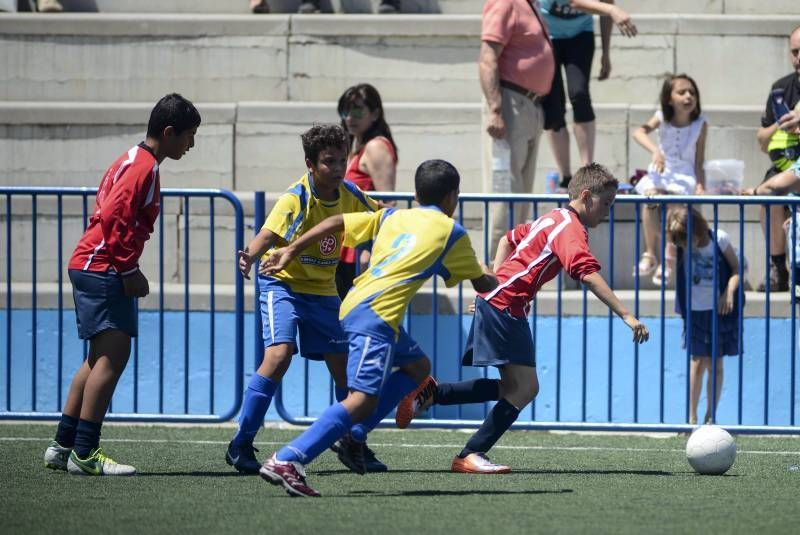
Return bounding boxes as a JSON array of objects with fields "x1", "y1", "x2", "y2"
[
  {"x1": 3, "y1": 282, "x2": 796, "y2": 319},
  {"x1": 0, "y1": 100, "x2": 771, "y2": 194},
  {"x1": 62, "y1": 0, "x2": 472, "y2": 14},
  {"x1": 58, "y1": 0, "x2": 800, "y2": 15},
  {"x1": 0, "y1": 13, "x2": 797, "y2": 106}
]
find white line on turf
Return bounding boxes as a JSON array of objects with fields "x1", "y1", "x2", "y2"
[{"x1": 2, "y1": 436, "x2": 799, "y2": 456}]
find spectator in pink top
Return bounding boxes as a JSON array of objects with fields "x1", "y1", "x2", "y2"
[{"x1": 480, "y1": 0, "x2": 556, "y2": 254}]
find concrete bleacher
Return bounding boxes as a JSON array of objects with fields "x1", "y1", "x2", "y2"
[
  {"x1": 1, "y1": 6, "x2": 799, "y2": 295},
  {"x1": 1, "y1": 14, "x2": 796, "y2": 105},
  {"x1": 53, "y1": 0, "x2": 800, "y2": 15}
]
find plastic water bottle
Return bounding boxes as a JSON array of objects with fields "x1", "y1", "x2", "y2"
[
  {"x1": 491, "y1": 138, "x2": 512, "y2": 193},
  {"x1": 545, "y1": 171, "x2": 559, "y2": 194}
]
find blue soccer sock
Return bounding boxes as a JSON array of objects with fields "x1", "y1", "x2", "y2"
[
  {"x1": 350, "y1": 370, "x2": 417, "y2": 442},
  {"x1": 232, "y1": 373, "x2": 278, "y2": 447},
  {"x1": 459, "y1": 398, "x2": 520, "y2": 458},
  {"x1": 335, "y1": 386, "x2": 348, "y2": 403},
  {"x1": 434, "y1": 378, "x2": 500, "y2": 406},
  {"x1": 276, "y1": 403, "x2": 352, "y2": 465},
  {"x1": 73, "y1": 419, "x2": 103, "y2": 459},
  {"x1": 54, "y1": 413, "x2": 79, "y2": 448}
]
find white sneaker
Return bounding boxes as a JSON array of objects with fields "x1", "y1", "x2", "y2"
[
  {"x1": 44, "y1": 440, "x2": 71, "y2": 471},
  {"x1": 67, "y1": 447, "x2": 136, "y2": 476}
]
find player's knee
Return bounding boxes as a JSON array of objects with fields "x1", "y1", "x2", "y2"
[
  {"x1": 516, "y1": 381, "x2": 539, "y2": 407},
  {"x1": 259, "y1": 345, "x2": 293, "y2": 378},
  {"x1": 343, "y1": 391, "x2": 379, "y2": 423}
]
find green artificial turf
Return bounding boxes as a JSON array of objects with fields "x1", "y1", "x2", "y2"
[{"x1": 2, "y1": 424, "x2": 799, "y2": 534}]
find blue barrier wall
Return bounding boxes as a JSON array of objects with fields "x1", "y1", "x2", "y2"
[{"x1": 2, "y1": 309, "x2": 796, "y2": 426}]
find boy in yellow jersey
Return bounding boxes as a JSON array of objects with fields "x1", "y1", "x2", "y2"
[
  {"x1": 256, "y1": 159, "x2": 498, "y2": 497},
  {"x1": 226, "y1": 124, "x2": 397, "y2": 475}
]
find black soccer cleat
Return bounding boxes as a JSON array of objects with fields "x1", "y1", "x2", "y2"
[
  {"x1": 330, "y1": 433, "x2": 367, "y2": 475},
  {"x1": 226, "y1": 441, "x2": 261, "y2": 475}
]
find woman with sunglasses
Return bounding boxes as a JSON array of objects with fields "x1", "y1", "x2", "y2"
[{"x1": 335, "y1": 83, "x2": 399, "y2": 299}]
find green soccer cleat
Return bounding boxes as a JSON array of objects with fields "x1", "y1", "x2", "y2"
[
  {"x1": 67, "y1": 447, "x2": 136, "y2": 476},
  {"x1": 44, "y1": 440, "x2": 71, "y2": 471}
]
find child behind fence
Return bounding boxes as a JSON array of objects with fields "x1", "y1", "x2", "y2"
[{"x1": 667, "y1": 207, "x2": 742, "y2": 425}]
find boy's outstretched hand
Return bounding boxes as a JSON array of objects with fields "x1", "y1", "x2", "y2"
[
  {"x1": 623, "y1": 314, "x2": 649, "y2": 343},
  {"x1": 238, "y1": 248, "x2": 254, "y2": 280},
  {"x1": 258, "y1": 247, "x2": 292, "y2": 276}
]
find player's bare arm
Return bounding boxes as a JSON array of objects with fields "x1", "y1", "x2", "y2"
[
  {"x1": 492, "y1": 236, "x2": 514, "y2": 272},
  {"x1": 238, "y1": 227, "x2": 281, "y2": 280},
  {"x1": 583, "y1": 272, "x2": 649, "y2": 343},
  {"x1": 260, "y1": 214, "x2": 345, "y2": 276}
]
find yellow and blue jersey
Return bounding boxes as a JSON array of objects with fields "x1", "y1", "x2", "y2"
[
  {"x1": 339, "y1": 205, "x2": 484, "y2": 335},
  {"x1": 261, "y1": 173, "x2": 378, "y2": 296}
]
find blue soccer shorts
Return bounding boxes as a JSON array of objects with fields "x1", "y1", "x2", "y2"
[
  {"x1": 461, "y1": 297, "x2": 536, "y2": 368},
  {"x1": 258, "y1": 276, "x2": 348, "y2": 360},
  {"x1": 346, "y1": 325, "x2": 426, "y2": 396},
  {"x1": 68, "y1": 269, "x2": 137, "y2": 339}
]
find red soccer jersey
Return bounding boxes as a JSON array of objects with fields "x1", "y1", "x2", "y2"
[
  {"x1": 69, "y1": 143, "x2": 160, "y2": 275},
  {"x1": 481, "y1": 207, "x2": 601, "y2": 317}
]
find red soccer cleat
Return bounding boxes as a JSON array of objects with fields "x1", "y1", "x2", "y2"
[
  {"x1": 451, "y1": 453, "x2": 511, "y2": 474},
  {"x1": 395, "y1": 376, "x2": 438, "y2": 429},
  {"x1": 259, "y1": 454, "x2": 321, "y2": 497}
]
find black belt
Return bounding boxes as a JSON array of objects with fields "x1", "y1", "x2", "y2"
[{"x1": 500, "y1": 80, "x2": 542, "y2": 103}]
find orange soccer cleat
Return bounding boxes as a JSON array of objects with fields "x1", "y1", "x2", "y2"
[
  {"x1": 395, "y1": 376, "x2": 438, "y2": 429},
  {"x1": 451, "y1": 453, "x2": 511, "y2": 474}
]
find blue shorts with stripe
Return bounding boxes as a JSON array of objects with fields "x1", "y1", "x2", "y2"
[
  {"x1": 344, "y1": 323, "x2": 427, "y2": 396},
  {"x1": 68, "y1": 269, "x2": 137, "y2": 339},
  {"x1": 258, "y1": 276, "x2": 347, "y2": 360},
  {"x1": 462, "y1": 297, "x2": 536, "y2": 368}
]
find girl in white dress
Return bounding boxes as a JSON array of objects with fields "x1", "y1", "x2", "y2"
[{"x1": 633, "y1": 74, "x2": 708, "y2": 285}]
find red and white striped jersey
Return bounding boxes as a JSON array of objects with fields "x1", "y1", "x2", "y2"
[
  {"x1": 69, "y1": 143, "x2": 160, "y2": 275},
  {"x1": 481, "y1": 207, "x2": 600, "y2": 317}
]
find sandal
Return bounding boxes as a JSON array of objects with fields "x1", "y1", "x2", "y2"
[
  {"x1": 652, "y1": 264, "x2": 673, "y2": 286},
  {"x1": 634, "y1": 252, "x2": 658, "y2": 277}
]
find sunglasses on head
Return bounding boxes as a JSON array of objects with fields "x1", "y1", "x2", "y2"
[{"x1": 340, "y1": 106, "x2": 367, "y2": 120}]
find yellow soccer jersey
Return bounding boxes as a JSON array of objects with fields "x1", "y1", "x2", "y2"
[
  {"x1": 261, "y1": 173, "x2": 378, "y2": 296},
  {"x1": 339, "y1": 206, "x2": 484, "y2": 334}
]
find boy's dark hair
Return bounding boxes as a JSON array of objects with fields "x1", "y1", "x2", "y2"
[
  {"x1": 301, "y1": 124, "x2": 349, "y2": 164},
  {"x1": 337, "y1": 83, "x2": 398, "y2": 156},
  {"x1": 146, "y1": 93, "x2": 201, "y2": 139},
  {"x1": 414, "y1": 159, "x2": 460, "y2": 206},
  {"x1": 568, "y1": 163, "x2": 618, "y2": 200},
  {"x1": 660, "y1": 74, "x2": 702, "y2": 123}
]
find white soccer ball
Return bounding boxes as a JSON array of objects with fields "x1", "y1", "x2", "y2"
[{"x1": 685, "y1": 425, "x2": 736, "y2": 475}]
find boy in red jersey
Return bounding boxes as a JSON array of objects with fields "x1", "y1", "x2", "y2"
[
  {"x1": 396, "y1": 163, "x2": 649, "y2": 473},
  {"x1": 44, "y1": 94, "x2": 201, "y2": 476}
]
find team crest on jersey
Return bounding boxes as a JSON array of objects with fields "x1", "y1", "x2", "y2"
[{"x1": 319, "y1": 234, "x2": 338, "y2": 256}]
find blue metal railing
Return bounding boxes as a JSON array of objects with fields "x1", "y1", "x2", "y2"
[
  {"x1": 272, "y1": 192, "x2": 800, "y2": 435},
  {"x1": 3, "y1": 189, "x2": 798, "y2": 433},
  {"x1": 0, "y1": 186, "x2": 245, "y2": 422}
]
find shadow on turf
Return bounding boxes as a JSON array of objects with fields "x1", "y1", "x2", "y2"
[
  {"x1": 136, "y1": 471, "x2": 247, "y2": 477},
  {"x1": 346, "y1": 489, "x2": 574, "y2": 497},
  {"x1": 314, "y1": 468, "x2": 675, "y2": 477}
]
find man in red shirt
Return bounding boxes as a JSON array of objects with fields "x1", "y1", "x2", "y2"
[
  {"x1": 480, "y1": 0, "x2": 555, "y2": 254},
  {"x1": 44, "y1": 94, "x2": 201, "y2": 476},
  {"x1": 397, "y1": 163, "x2": 649, "y2": 473}
]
